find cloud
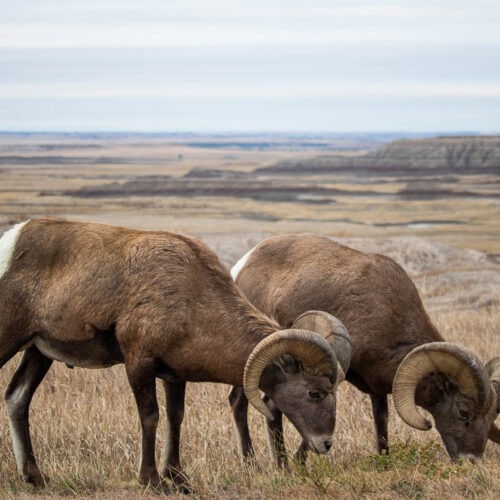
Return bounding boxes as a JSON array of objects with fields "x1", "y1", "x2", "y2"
[
  {"x1": 3, "y1": 81, "x2": 500, "y2": 99},
  {"x1": 1, "y1": 1, "x2": 500, "y2": 48},
  {"x1": 1, "y1": 1, "x2": 499, "y2": 132}
]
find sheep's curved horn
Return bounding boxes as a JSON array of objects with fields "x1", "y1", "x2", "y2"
[
  {"x1": 244, "y1": 329, "x2": 338, "y2": 420},
  {"x1": 393, "y1": 342, "x2": 490, "y2": 431},
  {"x1": 292, "y1": 310, "x2": 352, "y2": 382},
  {"x1": 485, "y1": 356, "x2": 500, "y2": 386},
  {"x1": 485, "y1": 356, "x2": 500, "y2": 443},
  {"x1": 489, "y1": 423, "x2": 500, "y2": 443}
]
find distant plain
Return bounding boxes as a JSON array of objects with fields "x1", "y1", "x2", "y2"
[{"x1": 1, "y1": 133, "x2": 499, "y2": 254}]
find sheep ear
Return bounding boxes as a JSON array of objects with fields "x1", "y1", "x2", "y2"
[
  {"x1": 415, "y1": 372, "x2": 455, "y2": 409},
  {"x1": 259, "y1": 357, "x2": 300, "y2": 393},
  {"x1": 274, "y1": 355, "x2": 301, "y2": 374},
  {"x1": 434, "y1": 373, "x2": 454, "y2": 396}
]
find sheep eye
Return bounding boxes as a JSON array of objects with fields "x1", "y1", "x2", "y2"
[
  {"x1": 458, "y1": 409, "x2": 471, "y2": 421},
  {"x1": 308, "y1": 391, "x2": 322, "y2": 400}
]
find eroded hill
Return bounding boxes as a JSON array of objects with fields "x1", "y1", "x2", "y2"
[{"x1": 257, "y1": 136, "x2": 500, "y2": 175}]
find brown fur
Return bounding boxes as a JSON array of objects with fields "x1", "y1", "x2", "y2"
[
  {"x1": 236, "y1": 234, "x2": 442, "y2": 394},
  {"x1": 0, "y1": 219, "x2": 275, "y2": 490},
  {"x1": 232, "y1": 233, "x2": 499, "y2": 462},
  {"x1": 0, "y1": 220, "x2": 343, "y2": 492},
  {"x1": 3, "y1": 219, "x2": 275, "y2": 382}
]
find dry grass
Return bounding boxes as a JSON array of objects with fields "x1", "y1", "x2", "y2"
[{"x1": 0, "y1": 308, "x2": 498, "y2": 498}]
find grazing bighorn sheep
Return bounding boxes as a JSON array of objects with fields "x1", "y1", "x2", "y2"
[
  {"x1": 230, "y1": 233, "x2": 500, "y2": 463},
  {"x1": 0, "y1": 219, "x2": 351, "y2": 491}
]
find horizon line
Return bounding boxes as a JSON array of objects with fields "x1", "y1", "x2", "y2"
[{"x1": 0, "y1": 130, "x2": 495, "y2": 136}]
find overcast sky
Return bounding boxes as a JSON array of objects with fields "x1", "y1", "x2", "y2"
[{"x1": 1, "y1": 0, "x2": 499, "y2": 132}]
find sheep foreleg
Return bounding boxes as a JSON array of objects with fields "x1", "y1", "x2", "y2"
[{"x1": 5, "y1": 346, "x2": 52, "y2": 487}]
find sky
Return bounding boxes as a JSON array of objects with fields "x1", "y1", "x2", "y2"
[{"x1": 1, "y1": 0, "x2": 500, "y2": 133}]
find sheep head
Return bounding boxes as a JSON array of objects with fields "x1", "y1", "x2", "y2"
[
  {"x1": 243, "y1": 312, "x2": 352, "y2": 455},
  {"x1": 393, "y1": 343, "x2": 499, "y2": 461}
]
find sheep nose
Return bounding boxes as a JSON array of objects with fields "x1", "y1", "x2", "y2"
[{"x1": 324, "y1": 439, "x2": 332, "y2": 451}]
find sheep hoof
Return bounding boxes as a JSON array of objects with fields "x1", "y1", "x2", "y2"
[
  {"x1": 139, "y1": 478, "x2": 171, "y2": 495},
  {"x1": 24, "y1": 469, "x2": 46, "y2": 488},
  {"x1": 162, "y1": 466, "x2": 192, "y2": 494}
]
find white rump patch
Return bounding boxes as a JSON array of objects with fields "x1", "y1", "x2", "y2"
[
  {"x1": 231, "y1": 245, "x2": 257, "y2": 280},
  {"x1": 0, "y1": 220, "x2": 29, "y2": 279}
]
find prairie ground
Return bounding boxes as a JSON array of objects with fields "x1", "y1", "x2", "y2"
[{"x1": 0, "y1": 134, "x2": 499, "y2": 497}]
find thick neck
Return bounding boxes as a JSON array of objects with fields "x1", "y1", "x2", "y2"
[
  {"x1": 219, "y1": 303, "x2": 279, "y2": 386},
  {"x1": 177, "y1": 296, "x2": 280, "y2": 386}
]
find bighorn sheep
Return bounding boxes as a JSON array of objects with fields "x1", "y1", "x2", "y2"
[
  {"x1": 230, "y1": 234, "x2": 500, "y2": 463},
  {"x1": 0, "y1": 219, "x2": 351, "y2": 491}
]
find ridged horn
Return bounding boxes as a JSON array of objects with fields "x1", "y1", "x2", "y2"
[
  {"x1": 244, "y1": 329, "x2": 338, "y2": 420},
  {"x1": 489, "y1": 423, "x2": 500, "y2": 443},
  {"x1": 485, "y1": 357, "x2": 500, "y2": 385},
  {"x1": 292, "y1": 310, "x2": 352, "y2": 382},
  {"x1": 393, "y1": 342, "x2": 490, "y2": 431},
  {"x1": 486, "y1": 357, "x2": 500, "y2": 443}
]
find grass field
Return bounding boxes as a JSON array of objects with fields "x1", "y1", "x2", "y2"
[{"x1": 0, "y1": 134, "x2": 499, "y2": 497}]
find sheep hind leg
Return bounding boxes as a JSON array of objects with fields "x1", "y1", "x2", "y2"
[
  {"x1": 5, "y1": 346, "x2": 52, "y2": 487},
  {"x1": 228, "y1": 386, "x2": 255, "y2": 462},
  {"x1": 370, "y1": 393, "x2": 389, "y2": 454},
  {"x1": 161, "y1": 379, "x2": 192, "y2": 494}
]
